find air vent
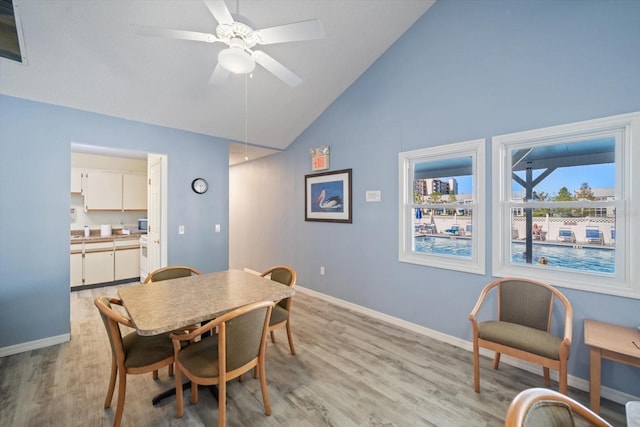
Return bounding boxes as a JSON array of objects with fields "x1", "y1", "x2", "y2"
[{"x1": 0, "y1": 0, "x2": 27, "y2": 63}]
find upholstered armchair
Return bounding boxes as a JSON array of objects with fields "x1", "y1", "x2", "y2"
[
  {"x1": 505, "y1": 388, "x2": 613, "y2": 427},
  {"x1": 469, "y1": 278, "x2": 573, "y2": 394}
]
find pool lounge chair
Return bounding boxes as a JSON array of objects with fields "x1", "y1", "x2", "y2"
[
  {"x1": 444, "y1": 224, "x2": 461, "y2": 236},
  {"x1": 558, "y1": 228, "x2": 576, "y2": 243},
  {"x1": 465, "y1": 224, "x2": 472, "y2": 236},
  {"x1": 585, "y1": 226, "x2": 604, "y2": 245}
]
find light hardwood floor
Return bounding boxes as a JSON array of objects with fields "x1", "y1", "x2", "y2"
[{"x1": 0, "y1": 283, "x2": 627, "y2": 426}]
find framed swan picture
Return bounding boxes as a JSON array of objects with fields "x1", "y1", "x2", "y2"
[{"x1": 305, "y1": 168, "x2": 352, "y2": 223}]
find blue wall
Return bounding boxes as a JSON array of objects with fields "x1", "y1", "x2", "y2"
[
  {"x1": 230, "y1": 0, "x2": 640, "y2": 397},
  {"x1": 0, "y1": 95, "x2": 229, "y2": 348}
]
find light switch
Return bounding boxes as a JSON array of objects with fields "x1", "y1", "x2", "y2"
[
  {"x1": 178, "y1": 225, "x2": 185, "y2": 234},
  {"x1": 215, "y1": 224, "x2": 221, "y2": 233}
]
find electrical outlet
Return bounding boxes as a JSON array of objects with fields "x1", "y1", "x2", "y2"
[{"x1": 320, "y1": 266, "x2": 325, "y2": 276}]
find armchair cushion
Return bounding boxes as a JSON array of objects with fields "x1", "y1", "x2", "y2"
[
  {"x1": 122, "y1": 331, "x2": 175, "y2": 368},
  {"x1": 177, "y1": 336, "x2": 220, "y2": 378},
  {"x1": 269, "y1": 305, "x2": 289, "y2": 326},
  {"x1": 478, "y1": 321, "x2": 563, "y2": 360},
  {"x1": 523, "y1": 401, "x2": 575, "y2": 427}
]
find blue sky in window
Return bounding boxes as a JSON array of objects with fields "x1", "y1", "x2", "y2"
[
  {"x1": 445, "y1": 163, "x2": 614, "y2": 196},
  {"x1": 512, "y1": 164, "x2": 615, "y2": 196}
]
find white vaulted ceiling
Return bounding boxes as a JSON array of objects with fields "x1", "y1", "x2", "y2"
[{"x1": 0, "y1": 0, "x2": 435, "y2": 164}]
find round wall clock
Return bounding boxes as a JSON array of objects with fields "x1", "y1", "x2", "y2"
[{"x1": 191, "y1": 178, "x2": 208, "y2": 194}]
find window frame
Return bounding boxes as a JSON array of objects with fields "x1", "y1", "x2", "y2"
[
  {"x1": 492, "y1": 112, "x2": 640, "y2": 298},
  {"x1": 398, "y1": 139, "x2": 486, "y2": 275}
]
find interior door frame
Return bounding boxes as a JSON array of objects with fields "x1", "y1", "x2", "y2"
[{"x1": 148, "y1": 153, "x2": 168, "y2": 271}]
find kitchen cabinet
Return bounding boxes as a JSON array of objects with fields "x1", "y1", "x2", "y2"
[
  {"x1": 114, "y1": 240, "x2": 140, "y2": 280},
  {"x1": 84, "y1": 170, "x2": 147, "y2": 211},
  {"x1": 70, "y1": 243, "x2": 83, "y2": 286},
  {"x1": 71, "y1": 168, "x2": 83, "y2": 194},
  {"x1": 122, "y1": 173, "x2": 147, "y2": 211},
  {"x1": 70, "y1": 238, "x2": 141, "y2": 287},
  {"x1": 84, "y1": 241, "x2": 115, "y2": 285},
  {"x1": 84, "y1": 170, "x2": 122, "y2": 211}
]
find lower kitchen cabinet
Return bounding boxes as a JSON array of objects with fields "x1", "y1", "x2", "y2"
[
  {"x1": 84, "y1": 245, "x2": 115, "y2": 285},
  {"x1": 70, "y1": 238, "x2": 140, "y2": 287},
  {"x1": 115, "y1": 243, "x2": 140, "y2": 281},
  {"x1": 70, "y1": 250, "x2": 83, "y2": 286}
]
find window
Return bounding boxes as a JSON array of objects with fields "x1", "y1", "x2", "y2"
[
  {"x1": 492, "y1": 112, "x2": 640, "y2": 297},
  {"x1": 399, "y1": 139, "x2": 485, "y2": 274}
]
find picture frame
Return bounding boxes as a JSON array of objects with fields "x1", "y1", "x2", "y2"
[{"x1": 305, "y1": 168, "x2": 352, "y2": 223}]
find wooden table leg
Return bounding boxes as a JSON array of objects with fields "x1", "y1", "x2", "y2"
[{"x1": 589, "y1": 347, "x2": 602, "y2": 413}]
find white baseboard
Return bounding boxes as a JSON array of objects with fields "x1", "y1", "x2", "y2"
[
  {"x1": 0, "y1": 333, "x2": 70, "y2": 357},
  {"x1": 296, "y1": 286, "x2": 640, "y2": 405}
]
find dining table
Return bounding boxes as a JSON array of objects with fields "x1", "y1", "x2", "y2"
[{"x1": 118, "y1": 268, "x2": 296, "y2": 404}]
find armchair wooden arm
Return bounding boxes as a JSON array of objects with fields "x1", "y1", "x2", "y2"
[{"x1": 505, "y1": 388, "x2": 612, "y2": 427}]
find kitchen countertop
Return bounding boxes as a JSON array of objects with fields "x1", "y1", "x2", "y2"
[{"x1": 70, "y1": 232, "x2": 146, "y2": 243}]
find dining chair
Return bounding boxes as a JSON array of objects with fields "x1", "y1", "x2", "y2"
[
  {"x1": 143, "y1": 265, "x2": 202, "y2": 283},
  {"x1": 143, "y1": 265, "x2": 202, "y2": 377},
  {"x1": 170, "y1": 300, "x2": 275, "y2": 427},
  {"x1": 94, "y1": 296, "x2": 175, "y2": 427},
  {"x1": 505, "y1": 387, "x2": 613, "y2": 427},
  {"x1": 261, "y1": 265, "x2": 297, "y2": 355},
  {"x1": 469, "y1": 277, "x2": 573, "y2": 394}
]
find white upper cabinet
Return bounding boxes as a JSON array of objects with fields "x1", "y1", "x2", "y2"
[
  {"x1": 84, "y1": 170, "x2": 123, "y2": 211},
  {"x1": 123, "y1": 173, "x2": 147, "y2": 211},
  {"x1": 84, "y1": 170, "x2": 147, "y2": 211},
  {"x1": 70, "y1": 167, "x2": 83, "y2": 194}
]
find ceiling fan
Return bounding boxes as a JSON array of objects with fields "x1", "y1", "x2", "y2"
[{"x1": 133, "y1": 0, "x2": 325, "y2": 87}]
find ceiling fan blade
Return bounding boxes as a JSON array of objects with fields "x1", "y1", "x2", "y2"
[
  {"x1": 132, "y1": 25, "x2": 218, "y2": 43},
  {"x1": 253, "y1": 50, "x2": 303, "y2": 87},
  {"x1": 203, "y1": 0, "x2": 234, "y2": 25},
  {"x1": 209, "y1": 62, "x2": 230, "y2": 85},
  {"x1": 255, "y1": 19, "x2": 325, "y2": 45}
]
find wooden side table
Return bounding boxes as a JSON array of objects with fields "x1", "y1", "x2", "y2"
[{"x1": 583, "y1": 319, "x2": 640, "y2": 413}]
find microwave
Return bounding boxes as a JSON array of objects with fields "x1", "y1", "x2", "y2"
[{"x1": 138, "y1": 218, "x2": 148, "y2": 232}]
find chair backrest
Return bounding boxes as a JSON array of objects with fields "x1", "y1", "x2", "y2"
[
  {"x1": 505, "y1": 388, "x2": 613, "y2": 427},
  {"x1": 260, "y1": 265, "x2": 296, "y2": 309},
  {"x1": 94, "y1": 296, "x2": 131, "y2": 360},
  {"x1": 497, "y1": 279, "x2": 554, "y2": 331},
  {"x1": 223, "y1": 302, "x2": 273, "y2": 371},
  {"x1": 559, "y1": 228, "x2": 573, "y2": 237},
  {"x1": 144, "y1": 265, "x2": 201, "y2": 283},
  {"x1": 586, "y1": 227, "x2": 601, "y2": 238}
]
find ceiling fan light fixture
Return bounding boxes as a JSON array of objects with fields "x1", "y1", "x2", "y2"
[{"x1": 218, "y1": 38, "x2": 255, "y2": 74}]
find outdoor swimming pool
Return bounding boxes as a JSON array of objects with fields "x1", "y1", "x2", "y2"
[{"x1": 414, "y1": 236, "x2": 615, "y2": 274}]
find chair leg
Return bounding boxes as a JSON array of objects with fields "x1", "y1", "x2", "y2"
[
  {"x1": 114, "y1": 369, "x2": 126, "y2": 427},
  {"x1": 169, "y1": 364, "x2": 174, "y2": 377},
  {"x1": 543, "y1": 367, "x2": 551, "y2": 387},
  {"x1": 105, "y1": 358, "x2": 117, "y2": 408},
  {"x1": 472, "y1": 340, "x2": 480, "y2": 393},
  {"x1": 153, "y1": 369, "x2": 159, "y2": 380},
  {"x1": 270, "y1": 330, "x2": 276, "y2": 343},
  {"x1": 493, "y1": 352, "x2": 501, "y2": 370},
  {"x1": 285, "y1": 321, "x2": 296, "y2": 355},
  {"x1": 558, "y1": 364, "x2": 568, "y2": 395},
  {"x1": 258, "y1": 361, "x2": 271, "y2": 416},
  {"x1": 175, "y1": 365, "x2": 184, "y2": 418},
  {"x1": 191, "y1": 381, "x2": 198, "y2": 404},
  {"x1": 218, "y1": 380, "x2": 226, "y2": 427}
]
